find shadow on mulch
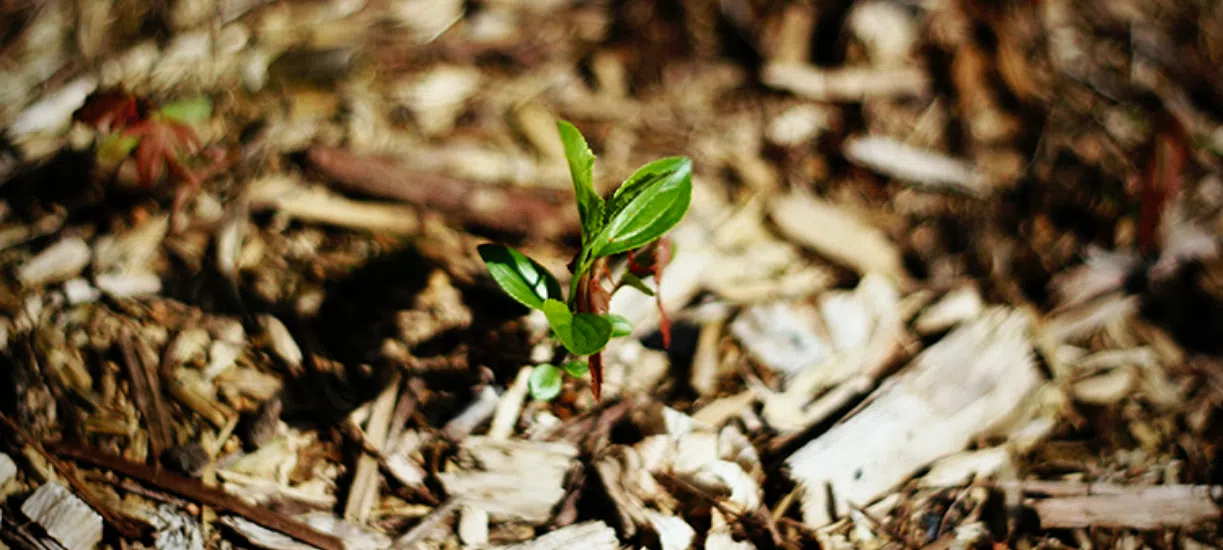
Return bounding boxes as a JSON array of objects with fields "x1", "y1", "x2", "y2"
[{"x1": 1135, "y1": 260, "x2": 1223, "y2": 355}]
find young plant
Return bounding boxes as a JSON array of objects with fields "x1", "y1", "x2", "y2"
[
  {"x1": 74, "y1": 90, "x2": 226, "y2": 224},
  {"x1": 479, "y1": 121, "x2": 692, "y2": 401}
]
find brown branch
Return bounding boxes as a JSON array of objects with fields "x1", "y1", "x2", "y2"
[
  {"x1": 0, "y1": 412, "x2": 147, "y2": 539},
  {"x1": 50, "y1": 443, "x2": 346, "y2": 550},
  {"x1": 118, "y1": 324, "x2": 173, "y2": 463},
  {"x1": 306, "y1": 147, "x2": 579, "y2": 239}
]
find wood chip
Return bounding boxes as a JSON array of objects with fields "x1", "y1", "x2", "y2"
[
  {"x1": 17, "y1": 237, "x2": 91, "y2": 287},
  {"x1": 20, "y1": 482, "x2": 103, "y2": 550},
  {"x1": 1019, "y1": 483, "x2": 1223, "y2": 530},
  {"x1": 260, "y1": 315, "x2": 303, "y2": 377},
  {"x1": 761, "y1": 63, "x2": 929, "y2": 102},
  {"x1": 220, "y1": 512, "x2": 391, "y2": 550},
  {"x1": 843, "y1": 136, "x2": 984, "y2": 195},
  {"x1": 436, "y1": 437, "x2": 578, "y2": 524},
  {"x1": 918, "y1": 446, "x2": 1017, "y2": 488},
  {"x1": 770, "y1": 191, "x2": 907, "y2": 285},
  {"x1": 344, "y1": 373, "x2": 401, "y2": 524},
  {"x1": 730, "y1": 302, "x2": 828, "y2": 376},
  {"x1": 497, "y1": 520, "x2": 619, "y2": 550},
  {"x1": 913, "y1": 286, "x2": 985, "y2": 335},
  {"x1": 457, "y1": 505, "x2": 490, "y2": 546},
  {"x1": 247, "y1": 175, "x2": 421, "y2": 235},
  {"x1": 0, "y1": 452, "x2": 16, "y2": 486},
  {"x1": 786, "y1": 307, "x2": 1042, "y2": 527},
  {"x1": 649, "y1": 511, "x2": 696, "y2": 550}
]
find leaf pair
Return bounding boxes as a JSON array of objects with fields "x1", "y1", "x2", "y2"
[
  {"x1": 477, "y1": 244, "x2": 629, "y2": 357},
  {"x1": 557, "y1": 121, "x2": 693, "y2": 275},
  {"x1": 480, "y1": 120, "x2": 693, "y2": 402}
]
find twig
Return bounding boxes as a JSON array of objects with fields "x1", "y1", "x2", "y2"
[
  {"x1": 344, "y1": 372, "x2": 402, "y2": 523},
  {"x1": 306, "y1": 147, "x2": 579, "y2": 239},
  {"x1": 117, "y1": 324, "x2": 172, "y2": 463},
  {"x1": 390, "y1": 497, "x2": 463, "y2": 550},
  {"x1": 50, "y1": 443, "x2": 346, "y2": 550},
  {"x1": 0, "y1": 412, "x2": 146, "y2": 538}
]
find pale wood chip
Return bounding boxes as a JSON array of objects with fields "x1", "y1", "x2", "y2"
[
  {"x1": 786, "y1": 307, "x2": 1042, "y2": 527},
  {"x1": 770, "y1": 191, "x2": 907, "y2": 285},
  {"x1": 436, "y1": 437, "x2": 578, "y2": 524},
  {"x1": 762, "y1": 63, "x2": 929, "y2": 102},
  {"x1": 21, "y1": 482, "x2": 103, "y2": 550},
  {"x1": 913, "y1": 286, "x2": 985, "y2": 335},
  {"x1": 495, "y1": 520, "x2": 619, "y2": 550},
  {"x1": 220, "y1": 512, "x2": 391, "y2": 550},
  {"x1": 843, "y1": 136, "x2": 984, "y2": 195},
  {"x1": 1016, "y1": 483, "x2": 1223, "y2": 530},
  {"x1": 17, "y1": 237, "x2": 91, "y2": 287}
]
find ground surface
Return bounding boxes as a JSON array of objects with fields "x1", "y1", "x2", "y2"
[{"x1": 2, "y1": 0, "x2": 1223, "y2": 549}]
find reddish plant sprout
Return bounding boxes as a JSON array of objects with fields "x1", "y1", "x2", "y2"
[
  {"x1": 73, "y1": 90, "x2": 226, "y2": 225},
  {"x1": 570, "y1": 238, "x2": 675, "y2": 401},
  {"x1": 625, "y1": 237, "x2": 673, "y2": 348},
  {"x1": 574, "y1": 258, "x2": 612, "y2": 400},
  {"x1": 74, "y1": 91, "x2": 147, "y2": 133}
]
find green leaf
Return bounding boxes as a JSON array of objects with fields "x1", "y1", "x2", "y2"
[
  {"x1": 561, "y1": 360, "x2": 589, "y2": 377},
  {"x1": 529, "y1": 364, "x2": 563, "y2": 401},
  {"x1": 478, "y1": 244, "x2": 563, "y2": 310},
  {"x1": 605, "y1": 314, "x2": 633, "y2": 338},
  {"x1": 591, "y1": 157, "x2": 692, "y2": 258},
  {"x1": 541, "y1": 299, "x2": 612, "y2": 356},
  {"x1": 604, "y1": 157, "x2": 689, "y2": 223},
  {"x1": 97, "y1": 132, "x2": 142, "y2": 164},
  {"x1": 619, "y1": 272, "x2": 655, "y2": 297},
  {"x1": 157, "y1": 96, "x2": 213, "y2": 125},
  {"x1": 556, "y1": 121, "x2": 605, "y2": 244}
]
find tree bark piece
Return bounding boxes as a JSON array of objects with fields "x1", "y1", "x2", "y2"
[
  {"x1": 306, "y1": 147, "x2": 579, "y2": 239},
  {"x1": 785, "y1": 307, "x2": 1042, "y2": 528},
  {"x1": 21, "y1": 482, "x2": 104, "y2": 550},
  {"x1": 1009, "y1": 481, "x2": 1223, "y2": 530}
]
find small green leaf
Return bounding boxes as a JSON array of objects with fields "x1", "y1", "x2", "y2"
[
  {"x1": 557, "y1": 121, "x2": 605, "y2": 245},
  {"x1": 529, "y1": 364, "x2": 563, "y2": 401},
  {"x1": 561, "y1": 360, "x2": 590, "y2": 377},
  {"x1": 541, "y1": 299, "x2": 612, "y2": 356},
  {"x1": 97, "y1": 132, "x2": 142, "y2": 164},
  {"x1": 591, "y1": 157, "x2": 692, "y2": 258},
  {"x1": 619, "y1": 272, "x2": 655, "y2": 297},
  {"x1": 157, "y1": 96, "x2": 213, "y2": 125},
  {"x1": 478, "y1": 244, "x2": 563, "y2": 310},
  {"x1": 605, "y1": 314, "x2": 633, "y2": 338},
  {"x1": 604, "y1": 157, "x2": 689, "y2": 223}
]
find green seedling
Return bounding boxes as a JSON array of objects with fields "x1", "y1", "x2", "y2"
[{"x1": 479, "y1": 121, "x2": 692, "y2": 401}]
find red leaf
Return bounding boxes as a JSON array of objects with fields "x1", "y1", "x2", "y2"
[{"x1": 75, "y1": 91, "x2": 146, "y2": 133}]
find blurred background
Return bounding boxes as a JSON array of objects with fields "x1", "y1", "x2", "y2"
[{"x1": 2, "y1": 0, "x2": 1223, "y2": 549}]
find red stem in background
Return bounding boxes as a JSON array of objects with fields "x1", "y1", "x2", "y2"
[{"x1": 1137, "y1": 115, "x2": 1188, "y2": 257}]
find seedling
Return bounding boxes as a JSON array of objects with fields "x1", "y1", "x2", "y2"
[
  {"x1": 479, "y1": 121, "x2": 692, "y2": 401},
  {"x1": 74, "y1": 90, "x2": 224, "y2": 223}
]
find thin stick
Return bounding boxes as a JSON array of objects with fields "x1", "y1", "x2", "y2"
[
  {"x1": 0, "y1": 413, "x2": 146, "y2": 538},
  {"x1": 306, "y1": 147, "x2": 579, "y2": 239},
  {"x1": 390, "y1": 497, "x2": 463, "y2": 549},
  {"x1": 51, "y1": 443, "x2": 345, "y2": 550},
  {"x1": 344, "y1": 373, "x2": 402, "y2": 523},
  {"x1": 118, "y1": 324, "x2": 172, "y2": 462}
]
